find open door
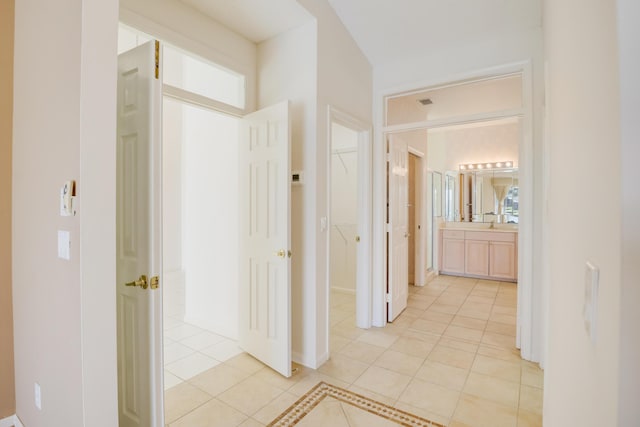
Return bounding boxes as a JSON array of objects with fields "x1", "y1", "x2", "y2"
[
  {"x1": 116, "y1": 40, "x2": 164, "y2": 427},
  {"x1": 387, "y1": 135, "x2": 409, "y2": 322},
  {"x1": 238, "y1": 101, "x2": 292, "y2": 377}
]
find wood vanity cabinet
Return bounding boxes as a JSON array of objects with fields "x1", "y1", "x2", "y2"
[
  {"x1": 441, "y1": 230, "x2": 465, "y2": 274},
  {"x1": 439, "y1": 229, "x2": 517, "y2": 282},
  {"x1": 465, "y1": 239, "x2": 489, "y2": 277}
]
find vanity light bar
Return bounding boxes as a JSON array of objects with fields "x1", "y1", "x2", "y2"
[{"x1": 459, "y1": 161, "x2": 514, "y2": 171}]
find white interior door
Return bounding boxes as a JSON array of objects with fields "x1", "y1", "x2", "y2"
[
  {"x1": 117, "y1": 40, "x2": 164, "y2": 427},
  {"x1": 388, "y1": 135, "x2": 409, "y2": 322},
  {"x1": 239, "y1": 101, "x2": 292, "y2": 377}
]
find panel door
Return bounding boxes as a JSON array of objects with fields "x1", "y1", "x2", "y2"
[
  {"x1": 465, "y1": 240, "x2": 490, "y2": 277},
  {"x1": 238, "y1": 101, "x2": 292, "y2": 377},
  {"x1": 387, "y1": 135, "x2": 409, "y2": 322},
  {"x1": 489, "y1": 241, "x2": 517, "y2": 280},
  {"x1": 116, "y1": 41, "x2": 164, "y2": 427}
]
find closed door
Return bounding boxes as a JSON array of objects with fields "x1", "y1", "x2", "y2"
[
  {"x1": 387, "y1": 135, "x2": 409, "y2": 322},
  {"x1": 238, "y1": 101, "x2": 292, "y2": 377},
  {"x1": 116, "y1": 40, "x2": 164, "y2": 427}
]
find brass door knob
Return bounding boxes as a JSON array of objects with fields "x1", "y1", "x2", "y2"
[
  {"x1": 276, "y1": 249, "x2": 286, "y2": 258},
  {"x1": 356, "y1": 236, "x2": 361, "y2": 243},
  {"x1": 125, "y1": 275, "x2": 148, "y2": 290}
]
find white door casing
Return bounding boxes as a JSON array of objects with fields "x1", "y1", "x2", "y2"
[
  {"x1": 387, "y1": 135, "x2": 409, "y2": 322},
  {"x1": 327, "y1": 106, "x2": 374, "y2": 333},
  {"x1": 116, "y1": 41, "x2": 164, "y2": 427},
  {"x1": 238, "y1": 101, "x2": 292, "y2": 377}
]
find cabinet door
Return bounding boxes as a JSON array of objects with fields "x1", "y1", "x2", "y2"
[
  {"x1": 465, "y1": 240, "x2": 489, "y2": 276},
  {"x1": 489, "y1": 241, "x2": 517, "y2": 280},
  {"x1": 442, "y1": 238, "x2": 465, "y2": 274}
]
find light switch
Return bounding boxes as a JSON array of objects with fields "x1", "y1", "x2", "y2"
[
  {"x1": 320, "y1": 217, "x2": 327, "y2": 232},
  {"x1": 583, "y1": 261, "x2": 599, "y2": 343},
  {"x1": 58, "y1": 230, "x2": 71, "y2": 260}
]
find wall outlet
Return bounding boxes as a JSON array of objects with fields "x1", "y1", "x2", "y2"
[{"x1": 34, "y1": 382, "x2": 41, "y2": 410}]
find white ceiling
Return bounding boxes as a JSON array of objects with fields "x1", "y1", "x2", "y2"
[
  {"x1": 176, "y1": 0, "x2": 540, "y2": 67},
  {"x1": 327, "y1": 0, "x2": 542, "y2": 65},
  {"x1": 179, "y1": 0, "x2": 313, "y2": 43}
]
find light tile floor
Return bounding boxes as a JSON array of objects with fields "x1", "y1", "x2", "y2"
[
  {"x1": 162, "y1": 277, "x2": 244, "y2": 390},
  {"x1": 164, "y1": 275, "x2": 543, "y2": 426}
]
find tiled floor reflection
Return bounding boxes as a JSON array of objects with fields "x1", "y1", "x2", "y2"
[{"x1": 164, "y1": 276, "x2": 543, "y2": 426}]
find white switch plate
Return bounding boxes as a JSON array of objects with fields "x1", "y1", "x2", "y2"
[
  {"x1": 584, "y1": 261, "x2": 599, "y2": 343},
  {"x1": 320, "y1": 217, "x2": 327, "y2": 232},
  {"x1": 58, "y1": 230, "x2": 71, "y2": 260},
  {"x1": 34, "y1": 382, "x2": 41, "y2": 410}
]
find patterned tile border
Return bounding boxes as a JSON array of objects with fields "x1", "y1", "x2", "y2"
[{"x1": 267, "y1": 381, "x2": 445, "y2": 427}]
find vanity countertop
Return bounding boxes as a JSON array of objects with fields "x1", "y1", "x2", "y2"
[{"x1": 440, "y1": 224, "x2": 518, "y2": 233}]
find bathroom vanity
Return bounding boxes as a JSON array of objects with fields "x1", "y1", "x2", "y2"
[
  {"x1": 439, "y1": 227, "x2": 517, "y2": 282},
  {"x1": 438, "y1": 166, "x2": 519, "y2": 282}
]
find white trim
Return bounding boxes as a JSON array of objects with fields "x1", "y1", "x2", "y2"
[
  {"x1": 383, "y1": 108, "x2": 523, "y2": 134},
  {"x1": 326, "y1": 106, "x2": 373, "y2": 357},
  {"x1": 292, "y1": 350, "x2": 321, "y2": 370},
  {"x1": 408, "y1": 146, "x2": 424, "y2": 157},
  {"x1": 373, "y1": 61, "x2": 540, "y2": 363},
  {"x1": 163, "y1": 84, "x2": 245, "y2": 118},
  {"x1": 0, "y1": 415, "x2": 24, "y2": 427}
]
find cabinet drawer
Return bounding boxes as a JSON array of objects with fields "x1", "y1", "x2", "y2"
[
  {"x1": 442, "y1": 230, "x2": 465, "y2": 240},
  {"x1": 464, "y1": 231, "x2": 516, "y2": 242}
]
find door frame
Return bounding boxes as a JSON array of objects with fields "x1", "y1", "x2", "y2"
[
  {"x1": 374, "y1": 62, "x2": 539, "y2": 363},
  {"x1": 326, "y1": 106, "x2": 373, "y2": 346},
  {"x1": 408, "y1": 148, "x2": 427, "y2": 287}
]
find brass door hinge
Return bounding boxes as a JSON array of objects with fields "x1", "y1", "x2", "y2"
[{"x1": 155, "y1": 40, "x2": 160, "y2": 80}]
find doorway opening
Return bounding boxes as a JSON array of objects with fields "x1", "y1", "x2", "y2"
[
  {"x1": 161, "y1": 97, "x2": 243, "y2": 390},
  {"x1": 329, "y1": 122, "x2": 359, "y2": 338},
  {"x1": 326, "y1": 108, "x2": 373, "y2": 360},
  {"x1": 382, "y1": 72, "x2": 530, "y2": 355}
]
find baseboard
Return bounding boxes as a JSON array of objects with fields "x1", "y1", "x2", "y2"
[
  {"x1": 292, "y1": 350, "x2": 317, "y2": 370},
  {"x1": 0, "y1": 415, "x2": 23, "y2": 427},
  {"x1": 316, "y1": 351, "x2": 329, "y2": 367},
  {"x1": 182, "y1": 315, "x2": 237, "y2": 341},
  {"x1": 330, "y1": 286, "x2": 356, "y2": 295}
]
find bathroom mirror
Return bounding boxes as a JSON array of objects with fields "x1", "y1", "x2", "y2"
[{"x1": 445, "y1": 169, "x2": 519, "y2": 223}]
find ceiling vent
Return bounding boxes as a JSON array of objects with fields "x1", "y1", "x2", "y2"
[{"x1": 418, "y1": 98, "x2": 433, "y2": 106}]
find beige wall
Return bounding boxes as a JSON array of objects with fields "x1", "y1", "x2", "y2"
[
  {"x1": 0, "y1": 0, "x2": 15, "y2": 418},
  {"x1": 544, "y1": 0, "x2": 622, "y2": 425},
  {"x1": 13, "y1": 0, "x2": 119, "y2": 425}
]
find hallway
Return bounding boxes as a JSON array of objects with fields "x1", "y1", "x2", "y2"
[{"x1": 164, "y1": 276, "x2": 542, "y2": 426}]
